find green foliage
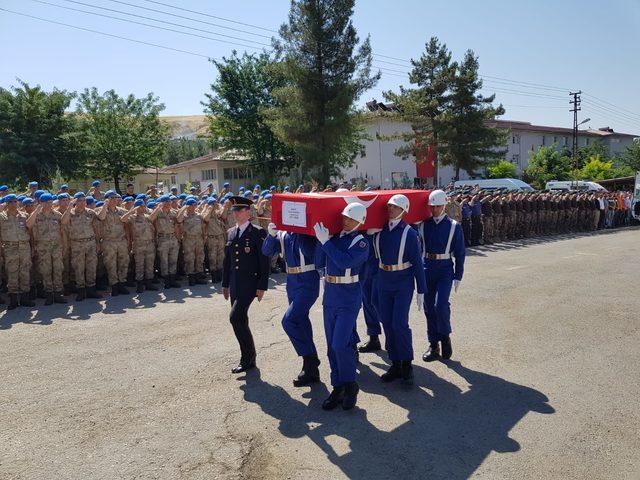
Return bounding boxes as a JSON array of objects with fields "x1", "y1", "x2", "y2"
[
  {"x1": 575, "y1": 155, "x2": 634, "y2": 181},
  {"x1": 203, "y1": 52, "x2": 296, "y2": 184},
  {"x1": 574, "y1": 139, "x2": 609, "y2": 168},
  {"x1": 75, "y1": 88, "x2": 169, "y2": 192},
  {"x1": 622, "y1": 140, "x2": 640, "y2": 172},
  {"x1": 487, "y1": 160, "x2": 516, "y2": 179},
  {"x1": 384, "y1": 37, "x2": 507, "y2": 180},
  {"x1": 264, "y1": 0, "x2": 380, "y2": 184},
  {"x1": 522, "y1": 145, "x2": 575, "y2": 189},
  {"x1": 163, "y1": 137, "x2": 208, "y2": 165},
  {"x1": 0, "y1": 80, "x2": 83, "y2": 189}
]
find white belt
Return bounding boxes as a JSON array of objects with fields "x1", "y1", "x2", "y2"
[
  {"x1": 325, "y1": 275, "x2": 359, "y2": 284},
  {"x1": 425, "y1": 253, "x2": 451, "y2": 260},
  {"x1": 286, "y1": 264, "x2": 316, "y2": 274},
  {"x1": 379, "y1": 261, "x2": 412, "y2": 272}
]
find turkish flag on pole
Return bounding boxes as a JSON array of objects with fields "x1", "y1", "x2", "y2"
[{"x1": 415, "y1": 142, "x2": 436, "y2": 179}]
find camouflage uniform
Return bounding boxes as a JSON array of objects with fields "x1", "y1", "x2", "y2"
[
  {"x1": 100, "y1": 207, "x2": 129, "y2": 287},
  {"x1": 0, "y1": 211, "x2": 31, "y2": 295},
  {"x1": 67, "y1": 208, "x2": 99, "y2": 289},
  {"x1": 180, "y1": 211, "x2": 205, "y2": 276},
  {"x1": 32, "y1": 210, "x2": 64, "y2": 294},
  {"x1": 203, "y1": 208, "x2": 226, "y2": 281},
  {"x1": 126, "y1": 211, "x2": 156, "y2": 282},
  {"x1": 154, "y1": 209, "x2": 179, "y2": 278}
]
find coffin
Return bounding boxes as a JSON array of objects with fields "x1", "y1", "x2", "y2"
[{"x1": 271, "y1": 189, "x2": 432, "y2": 235}]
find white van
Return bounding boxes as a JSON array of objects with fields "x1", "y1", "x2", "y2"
[
  {"x1": 453, "y1": 178, "x2": 534, "y2": 192},
  {"x1": 545, "y1": 180, "x2": 606, "y2": 192}
]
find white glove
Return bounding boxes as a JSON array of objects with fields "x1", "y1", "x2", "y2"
[
  {"x1": 366, "y1": 228, "x2": 382, "y2": 235},
  {"x1": 453, "y1": 280, "x2": 461, "y2": 293},
  {"x1": 267, "y1": 222, "x2": 278, "y2": 237},
  {"x1": 313, "y1": 222, "x2": 330, "y2": 245},
  {"x1": 416, "y1": 293, "x2": 424, "y2": 312}
]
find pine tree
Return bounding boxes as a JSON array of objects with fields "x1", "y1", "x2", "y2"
[{"x1": 265, "y1": 0, "x2": 380, "y2": 184}]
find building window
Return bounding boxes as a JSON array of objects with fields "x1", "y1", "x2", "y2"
[
  {"x1": 511, "y1": 154, "x2": 520, "y2": 164},
  {"x1": 170, "y1": 175, "x2": 176, "y2": 185},
  {"x1": 541, "y1": 135, "x2": 546, "y2": 146},
  {"x1": 563, "y1": 136, "x2": 568, "y2": 146},
  {"x1": 223, "y1": 168, "x2": 232, "y2": 179},
  {"x1": 201, "y1": 169, "x2": 216, "y2": 181},
  {"x1": 553, "y1": 136, "x2": 558, "y2": 144},
  {"x1": 586, "y1": 138, "x2": 590, "y2": 146},
  {"x1": 512, "y1": 135, "x2": 520, "y2": 144}
]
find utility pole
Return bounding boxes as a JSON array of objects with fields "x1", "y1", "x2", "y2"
[{"x1": 570, "y1": 91, "x2": 582, "y2": 168}]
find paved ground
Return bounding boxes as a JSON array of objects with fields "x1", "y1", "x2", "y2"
[{"x1": 1, "y1": 227, "x2": 639, "y2": 480}]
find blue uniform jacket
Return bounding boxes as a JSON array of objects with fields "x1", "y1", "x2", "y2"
[
  {"x1": 421, "y1": 216, "x2": 466, "y2": 281},
  {"x1": 461, "y1": 203, "x2": 472, "y2": 219},
  {"x1": 362, "y1": 232, "x2": 379, "y2": 279},
  {"x1": 317, "y1": 231, "x2": 369, "y2": 308},
  {"x1": 471, "y1": 201, "x2": 482, "y2": 216},
  {"x1": 262, "y1": 232, "x2": 320, "y2": 297},
  {"x1": 376, "y1": 221, "x2": 426, "y2": 294}
]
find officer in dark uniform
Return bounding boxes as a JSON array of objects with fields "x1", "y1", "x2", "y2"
[{"x1": 222, "y1": 196, "x2": 270, "y2": 374}]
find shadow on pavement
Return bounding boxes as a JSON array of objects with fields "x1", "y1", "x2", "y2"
[{"x1": 239, "y1": 360, "x2": 554, "y2": 479}]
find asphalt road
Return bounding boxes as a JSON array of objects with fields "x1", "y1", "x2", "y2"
[{"x1": 1, "y1": 227, "x2": 639, "y2": 480}]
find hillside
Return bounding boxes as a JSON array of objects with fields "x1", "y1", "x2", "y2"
[{"x1": 162, "y1": 115, "x2": 209, "y2": 140}]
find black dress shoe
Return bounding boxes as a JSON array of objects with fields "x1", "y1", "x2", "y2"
[
  {"x1": 441, "y1": 336, "x2": 453, "y2": 360},
  {"x1": 322, "y1": 387, "x2": 345, "y2": 410},
  {"x1": 231, "y1": 361, "x2": 256, "y2": 374},
  {"x1": 358, "y1": 335, "x2": 381, "y2": 353},
  {"x1": 342, "y1": 382, "x2": 359, "y2": 410},
  {"x1": 293, "y1": 354, "x2": 320, "y2": 387},
  {"x1": 400, "y1": 361, "x2": 414, "y2": 385},
  {"x1": 422, "y1": 342, "x2": 441, "y2": 362},
  {"x1": 380, "y1": 362, "x2": 401, "y2": 383}
]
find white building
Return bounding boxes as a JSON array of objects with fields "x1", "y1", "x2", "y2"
[{"x1": 342, "y1": 101, "x2": 639, "y2": 187}]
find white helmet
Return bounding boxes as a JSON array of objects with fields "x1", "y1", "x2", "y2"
[
  {"x1": 342, "y1": 202, "x2": 367, "y2": 224},
  {"x1": 387, "y1": 194, "x2": 409, "y2": 213},
  {"x1": 428, "y1": 189, "x2": 448, "y2": 206},
  {"x1": 335, "y1": 188, "x2": 350, "y2": 192}
]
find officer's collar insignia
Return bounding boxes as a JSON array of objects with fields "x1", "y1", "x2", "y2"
[{"x1": 359, "y1": 241, "x2": 366, "y2": 248}]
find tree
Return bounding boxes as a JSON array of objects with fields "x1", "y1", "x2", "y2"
[
  {"x1": 0, "y1": 80, "x2": 83, "y2": 188},
  {"x1": 384, "y1": 38, "x2": 506, "y2": 182},
  {"x1": 203, "y1": 52, "x2": 296, "y2": 183},
  {"x1": 575, "y1": 155, "x2": 634, "y2": 181},
  {"x1": 76, "y1": 88, "x2": 169, "y2": 192},
  {"x1": 487, "y1": 160, "x2": 516, "y2": 179},
  {"x1": 574, "y1": 139, "x2": 609, "y2": 168},
  {"x1": 384, "y1": 37, "x2": 456, "y2": 181},
  {"x1": 438, "y1": 50, "x2": 508, "y2": 179},
  {"x1": 163, "y1": 137, "x2": 208, "y2": 165},
  {"x1": 265, "y1": 0, "x2": 380, "y2": 184},
  {"x1": 522, "y1": 145, "x2": 574, "y2": 189},
  {"x1": 622, "y1": 140, "x2": 640, "y2": 172}
]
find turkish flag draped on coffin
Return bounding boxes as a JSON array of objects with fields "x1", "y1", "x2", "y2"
[{"x1": 271, "y1": 190, "x2": 432, "y2": 235}]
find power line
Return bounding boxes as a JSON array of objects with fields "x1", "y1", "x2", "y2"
[
  {"x1": 583, "y1": 92, "x2": 640, "y2": 120},
  {"x1": 32, "y1": 0, "x2": 270, "y2": 50},
  {"x1": 0, "y1": 7, "x2": 212, "y2": 59}
]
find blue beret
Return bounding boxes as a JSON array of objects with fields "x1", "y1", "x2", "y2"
[
  {"x1": 22, "y1": 197, "x2": 34, "y2": 205},
  {"x1": 104, "y1": 190, "x2": 115, "y2": 199},
  {"x1": 85, "y1": 196, "x2": 95, "y2": 205},
  {"x1": 243, "y1": 191, "x2": 252, "y2": 198},
  {"x1": 113, "y1": 193, "x2": 121, "y2": 199},
  {"x1": 57, "y1": 193, "x2": 70, "y2": 199},
  {"x1": 123, "y1": 196, "x2": 134, "y2": 202},
  {"x1": 298, "y1": 184, "x2": 304, "y2": 189},
  {"x1": 74, "y1": 192, "x2": 86, "y2": 199},
  {"x1": 270, "y1": 185, "x2": 276, "y2": 190},
  {"x1": 92, "y1": 180, "x2": 100, "y2": 187},
  {"x1": 223, "y1": 182, "x2": 230, "y2": 187},
  {"x1": 17, "y1": 195, "x2": 25, "y2": 201},
  {"x1": 0, "y1": 198, "x2": 4, "y2": 204},
  {"x1": 239, "y1": 186, "x2": 245, "y2": 191},
  {"x1": 3, "y1": 194, "x2": 17, "y2": 202},
  {"x1": 169, "y1": 195, "x2": 177, "y2": 201},
  {"x1": 264, "y1": 194, "x2": 272, "y2": 200},
  {"x1": 260, "y1": 190, "x2": 268, "y2": 197},
  {"x1": 189, "y1": 186, "x2": 196, "y2": 191},
  {"x1": 34, "y1": 190, "x2": 45, "y2": 199},
  {"x1": 178, "y1": 193, "x2": 187, "y2": 200},
  {"x1": 252, "y1": 194, "x2": 259, "y2": 200},
  {"x1": 147, "y1": 201, "x2": 157, "y2": 209},
  {"x1": 284, "y1": 185, "x2": 290, "y2": 191},
  {"x1": 185, "y1": 198, "x2": 197, "y2": 206},
  {"x1": 254, "y1": 184, "x2": 261, "y2": 189},
  {"x1": 170, "y1": 186, "x2": 178, "y2": 191},
  {"x1": 60, "y1": 184, "x2": 68, "y2": 189},
  {"x1": 29, "y1": 181, "x2": 38, "y2": 188},
  {"x1": 95, "y1": 201, "x2": 105, "y2": 208},
  {"x1": 0, "y1": 185, "x2": 8, "y2": 192},
  {"x1": 134, "y1": 199, "x2": 144, "y2": 207},
  {"x1": 51, "y1": 195, "x2": 59, "y2": 201},
  {"x1": 157, "y1": 195, "x2": 170, "y2": 203},
  {"x1": 40, "y1": 193, "x2": 53, "y2": 202},
  {"x1": 135, "y1": 193, "x2": 147, "y2": 200},
  {"x1": 207, "y1": 198, "x2": 217, "y2": 205}
]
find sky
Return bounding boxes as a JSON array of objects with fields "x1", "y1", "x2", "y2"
[{"x1": 1, "y1": 0, "x2": 640, "y2": 134}]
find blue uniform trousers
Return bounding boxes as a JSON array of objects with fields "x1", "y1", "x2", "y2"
[
  {"x1": 283, "y1": 286, "x2": 318, "y2": 357},
  {"x1": 423, "y1": 264, "x2": 454, "y2": 343},
  {"x1": 378, "y1": 285, "x2": 414, "y2": 361},
  {"x1": 323, "y1": 305, "x2": 359, "y2": 387},
  {"x1": 361, "y1": 273, "x2": 381, "y2": 336}
]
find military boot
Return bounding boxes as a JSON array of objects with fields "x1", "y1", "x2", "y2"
[
  {"x1": 169, "y1": 275, "x2": 181, "y2": 288},
  {"x1": 86, "y1": 286, "x2": 101, "y2": 299},
  {"x1": 117, "y1": 283, "x2": 130, "y2": 295},
  {"x1": 342, "y1": 382, "x2": 360, "y2": 410},
  {"x1": 44, "y1": 292, "x2": 54, "y2": 305},
  {"x1": 322, "y1": 386, "x2": 345, "y2": 411},
  {"x1": 293, "y1": 354, "x2": 320, "y2": 387},
  {"x1": 111, "y1": 284, "x2": 119, "y2": 297},
  {"x1": 145, "y1": 279, "x2": 158, "y2": 291},
  {"x1": 380, "y1": 361, "x2": 401, "y2": 383},
  {"x1": 422, "y1": 342, "x2": 441, "y2": 362},
  {"x1": 358, "y1": 335, "x2": 381, "y2": 353},
  {"x1": 75, "y1": 288, "x2": 86, "y2": 302},
  {"x1": 441, "y1": 336, "x2": 453, "y2": 360},
  {"x1": 136, "y1": 281, "x2": 145, "y2": 293},
  {"x1": 20, "y1": 293, "x2": 35, "y2": 307},
  {"x1": 53, "y1": 292, "x2": 67, "y2": 304},
  {"x1": 194, "y1": 273, "x2": 207, "y2": 285},
  {"x1": 8, "y1": 293, "x2": 18, "y2": 310},
  {"x1": 188, "y1": 274, "x2": 196, "y2": 286},
  {"x1": 400, "y1": 361, "x2": 414, "y2": 386}
]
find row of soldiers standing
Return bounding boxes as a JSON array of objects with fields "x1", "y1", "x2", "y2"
[
  {"x1": 0, "y1": 183, "x2": 275, "y2": 310},
  {"x1": 445, "y1": 189, "x2": 623, "y2": 246}
]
